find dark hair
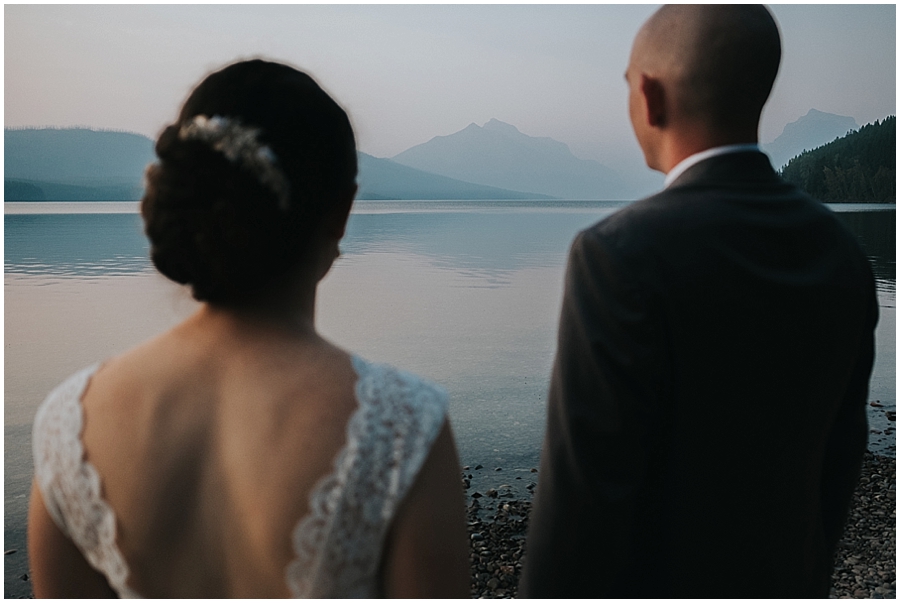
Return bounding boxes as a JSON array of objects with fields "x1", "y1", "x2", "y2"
[{"x1": 141, "y1": 59, "x2": 357, "y2": 305}]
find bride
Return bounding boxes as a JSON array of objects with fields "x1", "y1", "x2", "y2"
[{"x1": 28, "y1": 59, "x2": 470, "y2": 598}]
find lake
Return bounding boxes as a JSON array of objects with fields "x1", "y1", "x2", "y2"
[{"x1": 4, "y1": 199, "x2": 895, "y2": 595}]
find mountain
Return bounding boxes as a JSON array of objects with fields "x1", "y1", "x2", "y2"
[
  {"x1": 5, "y1": 127, "x2": 155, "y2": 200},
  {"x1": 4, "y1": 127, "x2": 547, "y2": 201},
  {"x1": 392, "y1": 119, "x2": 632, "y2": 200},
  {"x1": 780, "y1": 116, "x2": 894, "y2": 203},
  {"x1": 4, "y1": 178, "x2": 144, "y2": 201},
  {"x1": 763, "y1": 109, "x2": 858, "y2": 170},
  {"x1": 5, "y1": 127, "x2": 156, "y2": 184},
  {"x1": 356, "y1": 153, "x2": 551, "y2": 200}
]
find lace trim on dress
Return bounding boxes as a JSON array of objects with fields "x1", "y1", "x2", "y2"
[
  {"x1": 32, "y1": 364, "x2": 141, "y2": 598},
  {"x1": 285, "y1": 356, "x2": 448, "y2": 598}
]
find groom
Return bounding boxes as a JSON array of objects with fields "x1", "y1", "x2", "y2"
[{"x1": 520, "y1": 5, "x2": 877, "y2": 598}]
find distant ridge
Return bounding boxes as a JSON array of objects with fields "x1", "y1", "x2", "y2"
[
  {"x1": 763, "y1": 109, "x2": 858, "y2": 170},
  {"x1": 392, "y1": 119, "x2": 633, "y2": 200},
  {"x1": 5, "y1": 125, "x2": 149, "y2": 136},
  {"x1": 4, "y1": 127, "x2": 548, "y2": 201},
  {"x1": 4, "y1": 178, "x2": 145, "y2": 201},
  {"x1": 357, "y1": 153, "x2": 552, "y2": 200},
  {"x1": 5, "y1": 127, "x2": 156, "y2": 185}
]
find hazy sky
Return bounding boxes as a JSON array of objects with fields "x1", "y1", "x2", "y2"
[{"x1": 5, "y1": 4, "x2": 896, "y2": 175}]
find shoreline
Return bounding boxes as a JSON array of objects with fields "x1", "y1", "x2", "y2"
[{"x1": 464, "y1": 451, "x2": 896, "y2": 598}]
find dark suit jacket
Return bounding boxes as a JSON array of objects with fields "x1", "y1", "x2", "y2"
[{"x1": 519, "y1": 151, "x2": 877, "y2": 598}]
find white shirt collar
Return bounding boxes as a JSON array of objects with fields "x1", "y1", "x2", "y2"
[{"x1": 663, "y1": 143, "x2": 761, "y2": 188}]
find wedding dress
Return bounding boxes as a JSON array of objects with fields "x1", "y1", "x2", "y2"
[{"x1": 32, "y1": 355, "x2": 448, "y2": 598}]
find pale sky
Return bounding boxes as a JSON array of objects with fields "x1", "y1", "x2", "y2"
[{"x1": 4, "y1": 4, "x2": 896, "y2": 176}]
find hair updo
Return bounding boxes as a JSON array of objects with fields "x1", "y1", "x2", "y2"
[{"x1": 141, "y1": 59, "x2": 357, "y2": 306}]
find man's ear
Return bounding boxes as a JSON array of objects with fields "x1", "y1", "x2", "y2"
[{"x1": 640, "y1": 75, "x2": 666, "y2": 128}]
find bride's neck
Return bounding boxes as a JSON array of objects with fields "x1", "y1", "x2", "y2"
[
  {"x1": 188, "y1": 236, "x2": 340, "y2": 342},
  {"x1": 195, "y1": 280, "x2": 319, "y2": 341}
]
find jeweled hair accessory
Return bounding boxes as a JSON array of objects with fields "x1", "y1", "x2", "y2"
[{"x1": 178, "y1": 115, "x2": 291, "y2": 210}]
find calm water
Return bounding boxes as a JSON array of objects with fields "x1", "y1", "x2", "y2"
[{"x1": 4, "y1": 200, "x2": 895, "y2": 594}]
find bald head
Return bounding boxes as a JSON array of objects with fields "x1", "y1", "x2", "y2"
[{"x1": 631, "y1": 4, "x2": 781, "y2": 135}]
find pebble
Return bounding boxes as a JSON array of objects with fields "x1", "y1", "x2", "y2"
[
  {"x1": 829, "y1": 453, "x2": 896, "y2": 599},
  {"x1": 466, "y1": 489, "x2": 532, "y2": 598},
  {"x1": 466, "y1": 453, "x2": 894, "y2": 599}
]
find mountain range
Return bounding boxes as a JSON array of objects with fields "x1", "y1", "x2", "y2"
[
  {"x1": 356, "y1": 152, "x2": 551, "y2": 200},
  {"x1": 4, "y1": 110, "x2": 865, "y2": 202},
  {"x1": 392, "y1": 118, "x2": 633, "y2": 200},
  {"x1": 4, "y1": 128, "x2": 549, "y2": 201},
  {"x1": 762, "y1": 109, "x2": 858, "y2": 170},
  {"x1": 6, "y1": 127, "x2": 155, "y2": 183}
]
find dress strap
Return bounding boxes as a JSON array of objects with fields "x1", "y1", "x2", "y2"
[
  {"x1": 286, "y1": 356, "x2": 448, "y2": 597},
  {"x1": 32, "y1": 364, "x2": 141, "y2": 598}
]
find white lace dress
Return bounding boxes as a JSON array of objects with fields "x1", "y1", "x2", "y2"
[{"x1": 32, "y1": 355, "x2": 448, "y2": 598}]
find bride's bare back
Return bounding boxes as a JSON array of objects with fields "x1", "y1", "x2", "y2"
[
  {"x1": 30, "y1": 307, "x2": 470, "y2": 598},
  {"x1": 81, "y1": 311, "x2": 360, "y2": 597}
]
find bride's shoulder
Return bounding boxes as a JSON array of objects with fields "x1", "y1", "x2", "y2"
[
  {"x1": 33, "y1": 363, "x2": 102, "y2": 442},
  {"x1": 346, "y1": 356, "x2": 448, "y2": 457},
  {"x1": 349, "y1": 355, "x2": 448, "y2": 416}
]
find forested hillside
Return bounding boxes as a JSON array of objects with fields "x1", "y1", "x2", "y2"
[{"x1": 780, "y1": 116, "x2": 895, "y2": 203}]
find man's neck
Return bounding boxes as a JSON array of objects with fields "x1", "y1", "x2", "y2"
[{"x1": 656, "y1": 123, "x2": 759, "y2": 174}]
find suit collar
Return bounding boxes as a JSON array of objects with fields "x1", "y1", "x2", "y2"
[
  {"x1": 664, "y1": 144, "x2": 761, "y2": 188},
  {"x1": 667, "y1": 150, "x2": 779, "y2": 190}
]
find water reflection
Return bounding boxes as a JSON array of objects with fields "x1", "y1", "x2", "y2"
[
  {"x1": 4, "y1": 202, "x2": 895, "y2": 458},
  {"x1": 342, "y1": 208, "x2": 616, "y2": 285},
  {"x1": 5, "y1": 203, "x2": 616, "y2": 280},
  {"x1": 6, "y1": 204, "x2": 894, "y2": 294},
  {"x1": 5, "y1": 213, "x2": 152, "y2": 276},
  {"x1": 833, "y1": 210, "x2": 896, "y2": 303}
]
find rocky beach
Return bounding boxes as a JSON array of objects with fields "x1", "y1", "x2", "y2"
[
  {"x1": 5, "y1": 455, "x2": 893, "y2": 598},
  {"x1": 464, "y1": 452, "x2": 896, "y2": 599}
]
